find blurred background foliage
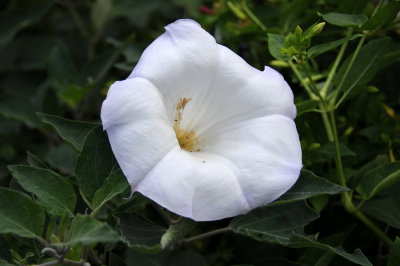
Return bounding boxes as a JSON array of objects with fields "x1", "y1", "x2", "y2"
[{"x1": 0, "y1": 0, "x2": 400, "y2": 265}]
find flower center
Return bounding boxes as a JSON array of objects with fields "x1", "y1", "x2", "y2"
[{"x1": 173, "y1": 97, "x2": 200, "y2": 152}]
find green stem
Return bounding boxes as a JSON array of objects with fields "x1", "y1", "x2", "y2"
[
  {"x1": 328, "y1": 110, "x2": 346, "y2": 186},
  {"x1": 180, "y1": 227, "x2": 231, "y2": 245},
  {"x1": 241, "y1": 1, "x2": 267, "y2": 32},
  {"x1": 330, "y1": 34, "x2": 366, "y2": 105},
  {"x1": 320, "y1": 29, "x2": 352, "y2": 97}
]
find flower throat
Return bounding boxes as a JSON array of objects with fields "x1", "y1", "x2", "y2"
[{"x1": 173, "y1": 97, "x2": 200, "y2": 152}]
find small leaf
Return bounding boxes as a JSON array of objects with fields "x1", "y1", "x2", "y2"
[
  {"x1": 62, "y1": 214, "x2": 120, "y2": 246},
  {"x1": 388, "y1": 237, "x2": 400, "y2": 266},
  {"x1": 356, "y1": 162, "x2": 400, "y2": 199},
  {"x1": 296, "y1": 99, "x2": 319, "y2": 116},
  {"x1": 289, "y1": 233, "x2": 372, "y2": 266},
  {"x1": 0, "y1": 187, "x2": 45, "y2": 238},
  {"x1": 273, "y1": 170, "x2": 346, "y2": 205},
  {"x1": 75, "y1": 126, "x2": 117, "y2": 199},
  {"x1": 229, "y1": 201, "x2": 319, "y2": 244},
  {"x1": 361, "y1": 1, "x2": 400, "y2": 30},
  {"x1": 8, "y1": 165, "x2": 76, "y2": 217},
  {"x1": 37, "y1": 113, "x2": 98, "y2": 152},
  {"x1": 361, "y1": 195, "x2": 400, "y2": 229},
  {"x1": 115, "y1": 212, "x2": 166, "y2": 252},
  {"x1": 161, "y1": 219, "x2": 196, "y2": 249},
  {"x1": 308, "y1": 34, "x2": 362, "y2": 58},
  {"x1": 311, "y1": 142, "x2": 356, "y2": 164},
  {"x1": 26, "y1": 151, "x2": 47, "y2": 168},
  {"x1": 92, "y1": 169, "x2": 129, "y2": 212},
  {"x1": 318, "y1": 12, "x2": 367, "y2": 27},
  {"x1": 268, "y1": 34, "x2": 290, "y2": 61}
]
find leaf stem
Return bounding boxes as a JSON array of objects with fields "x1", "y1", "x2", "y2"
[
  {"x1": 328, "y1": 110, "x2": 346, "y2": 186},
  {"x1": 330, "y1": 34, "x2": 366, "y2": 105},
  {"x1": 241, "y1": 0, "x2": 268, "y2": 32},
  {"x1": 180, "y1": 227, "x2": 232, "y2": 245}
]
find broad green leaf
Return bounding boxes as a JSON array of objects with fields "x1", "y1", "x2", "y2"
[
  {"x1": 26, "y1": 151, "x2": 47, "y2": 169},
  {"x1": 229, "y1": 201, "x2": 319, "y2": 244},
  {"x1": 296, "y1": 99, "x2": 319, "y2": 116},
  {"x1": 307, "y1": 34, "x2": 362, "y2": 58},
  {"x1": 82, "y1": 50, "x2": 119, "y2": 85},
  {"x1": 289, "y1": 234, "x2": 372, "y2": 266},
  {"x1": 268, "y1": 34, "x2": 290, "y2": 61},
  {"x1": 62, "y1": 214, "x2": 120, "y2": 246},
  {"x1": 0, "y1": 258, "x2": 14, "y2": 266},
  {"x1": 273, "y1": 170, "x2": 346, "y2": 205},
  {"x1": 361, "y1": 195, "x2": 400, "y2": 229},
  {"x1": 351, "y1": 154, "x2": 389, "y2": 186},
  {"x1": 0, "y1": 0, "x2": 52, "y2": 46},
  {"x1": 318, "y1": 12, "x2": 367, "y2": 27},
  {"x1": 92, "y1": 169, "x2": 129, "y2": 211},
  {"x1": 161, "y1": 219, "x2": 196, "y2": 250},
  {"x1": 388, "y1": 237, "x2": 400, "y2": 266},
  {"x1": 0, "y1": 94, "x2": 39, "y2": 128},
  {"x1": 75, "y1": 126, "x2": 117, "y2": 199},
  {"x1": 45, "y1": 144, "x2": 77, "y2": 175},
  {"x1": 0, "y1": 187, "x2": 45, "y2": 238},
  {"x1": 37, "y1": 113, "x2": 98, "y2": 152},
  {"x1": 8, "y1": 165, "x2": 76, "y2": 217},
  {"x1": 311, "y1": 142, "x2": 356, "y2": 164},
  {"x1": 115, "y1": 213, "x2": 166, "y2": 252},
  {"x1": 333, "y1": 37, "x2": 400, "y2": 104},
  {"x1": 361, "y1": 1, "x2": 400, "y2": 30},
  {"x1": 356, "y1": 162, "x2": 400, "y2": 199}
]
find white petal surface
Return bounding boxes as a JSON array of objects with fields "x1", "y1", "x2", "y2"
[
  {"x1": 128, "y1": 19, "x2": 219, "y2": 122},
  {"x1": 136, "y1": 147, "x2": 251, "y2": 221},
  {"x1": 202, "y1": 115, "x2": 302, "y2": 208},
  {"x1": 101, "y1": 78, "x2": 178, "y2": 186}
]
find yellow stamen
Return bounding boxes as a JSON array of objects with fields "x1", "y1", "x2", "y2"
[{"x1": 173, "y1": 97, "x2": 200, "y2": 152}]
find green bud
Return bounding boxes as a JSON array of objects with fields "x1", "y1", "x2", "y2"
[
  {"x1": 295, "y1": 25, "x2": 303, "y2": 39},
  {"x1": 310, "y1": 22, "x2": 325, "y2": 37},
  {"x1": 270, "y1": 60, "x2": 289, "y2": 68}
]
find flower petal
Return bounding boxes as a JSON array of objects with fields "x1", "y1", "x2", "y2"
[
  {"x1": 128, "y1": 19, "x2": 219, "y2": 121},
  {"x1": 202, "y1": 115, "x2": 302, "y2": 208},
  {"x1": 190, "y1": 45, "x2": 296, "y2": 136},
  {"x1": 101, "y1": 78, "x2": 178, "y2": 185},
  {"x1": 136, "y1": 147, "x2": 251, "y2": 221}
]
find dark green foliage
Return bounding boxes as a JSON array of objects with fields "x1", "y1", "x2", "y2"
[{"x1": 0, "y1": 0, "x2": 399, "y2": 265}]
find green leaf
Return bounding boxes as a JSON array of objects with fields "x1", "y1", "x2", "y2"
[
  {"x1": 268, "y1": 34, "x2": 290, "y2": 61},
  {"x1": 0, "y1": 0, "x2": 53, "y2": 46},
  {"x1": 111, "y1": 0, "x2": 161, "y2": 28},
  {"x1": 307, "y1": 34, "x2": 362, "y2": 58},
  {"x1": 26, "y1": 151, "x2": 47, "y2": 169},
  {"x1": 289, "y1": 233, "x2": 372, "y2": 266},
  {"x1": 388, "y1": 237, "x2": 400, "y2": 266},
  {"x1": 161, "y1": 219, "x2": 196, "y2": 249},
  {"x1": 229, "y1": 201, "x2": 319, "y2": 244},
  {"x1": 92, "y1": 169, "x2": 129, "y2": 212},
  {"x1": 351, "y1": 154, "x2": 389, "y2": 186},
  {"x1": 273, "y1": 170, "x2": 346, "y2": 205},
  {"x1": 0, "y1": 187, "x2": 45, "y2": 238},
  {"x1": 45, "y1": 144, "x2": 77, "y2": 175},
  {"x1": 311, "y1": 142, "x2": 356, "y2": 164},
  {"x1": 62, "y1": 214, "x2": 120, "y2": 246},
  {"x1": 115, "y1": 212, "x2": 166, "y2": 252},
  {"x1": 0, "y1": 94, "x2": 39, "y2": 128},
  {"x1": 361, "y1": 2, "x2": 400, "y2": 30},
  {"x1": 296, "y1": 99, "x2": 319, "y2": 116},
  {"x1": 37, "y1": 113, "x2": 98, "y2": 152},
  {"x1": 318, "y1": 12, "x2": 367, "y2": 27},
  {"x1": 356, "y1": 162, "x2": 400, "y2": 199},
  {"x1": 333, "y1": 37, "x2": 400, "y2": 103},
  {"x1": 91, "y1": 0, "x2": 112, "y2": 30},
  {"x1": 361, "y1": 195, "x2": 400, "y2": 229},
  {"x1": 82, "y1": 49, "x2": 119, "y2": 84},
  {"x1": 75, "y1": 126, "x2": 117, "y2": 199},
  {"x1": 8, "y1": 165, "x2": 76, "y2": 217}
]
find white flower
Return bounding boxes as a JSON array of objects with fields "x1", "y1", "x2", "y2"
[{"x1": 101, "y1": 19, "x2": 302, "y2": 221}]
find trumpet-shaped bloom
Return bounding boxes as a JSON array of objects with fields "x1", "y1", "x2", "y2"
[{"x1": 101, "y1": 19, "x2": 302, "y2": 221}]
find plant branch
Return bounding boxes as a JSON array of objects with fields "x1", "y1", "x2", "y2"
[
  {"x1": 354, "y1": 211, "x2": 393, "y2": 248},
  {"x1": 180, "y1": 227, "x2": 232, "y2": 245},
  {"x1": 241, "y1": 1, "x2": 267, "y2": 32}
]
